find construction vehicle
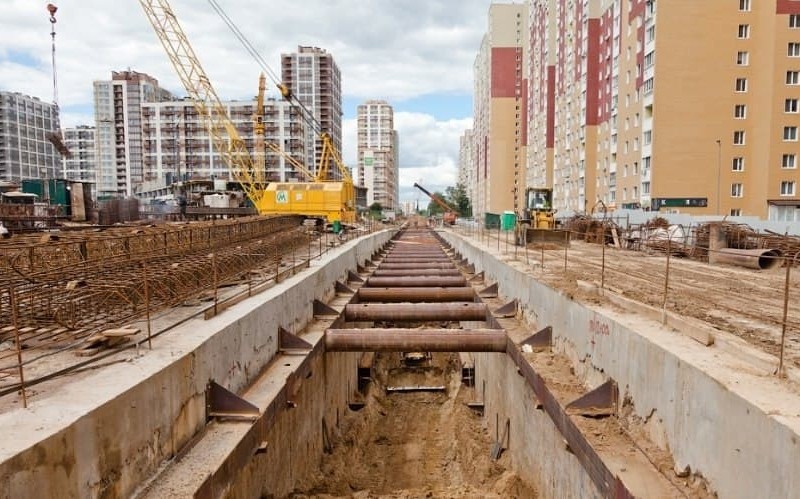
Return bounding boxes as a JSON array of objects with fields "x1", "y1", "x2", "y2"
[
  {"x1": 413, "y1": 182, "x2": 457, "y2": 225},
  {"x1": 138, "y1": 0, "x2": 355, "y2": 224},
  {"x1": 515, "y1": 187, "x2": 567, "y2": 245}
]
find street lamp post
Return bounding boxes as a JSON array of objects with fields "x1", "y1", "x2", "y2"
[{"x1": 716, "y1": 139, "x2": 722, "y2": 216}]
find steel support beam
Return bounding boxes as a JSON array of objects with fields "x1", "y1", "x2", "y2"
[
  {"x1": 344, "y1": 303, "x2": 487, "y2": 322},
  {"x1": 325, "y1": 328, "x2": 508, "y2": 352},
  {"x1": 372, "y1": 269, "x2": 462, "y2": 277},
  {"x1": 376, "y1": 263, "x2": 456, "y2": 270},
  {"x1": 357, "y1": 287, "x2": 475, "y2": 303},
  {"x1": 366, "y1": 276, "x2": 467, "y2": 288}
]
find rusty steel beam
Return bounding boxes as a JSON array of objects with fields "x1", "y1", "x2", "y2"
[
  {"x1": 376, "y1": 263, "x2": 456, "y2": 270},
  {"x1": 344, "y1": 303, "x2": 487, "y2": 322},
  {"x1": 372, "y1": 269, "x2": 462, "y2": 277},
  {"x1": 357, "y1": 287, "x2": 475, "y2": 302},
  {"x1": 365, "y1": 276, "x2": 467, "y2": 288},
  {"x1": 325, "y1": 328, "x2": 508, "y2": 352},
  {"x1": 380, "y1": 257, "x2": 452, "y2": 264}
]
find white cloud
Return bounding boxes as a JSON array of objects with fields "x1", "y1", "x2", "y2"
[
  {"x1": 0, "y1": 0, "x2": 492, "y2": 107},
  {"x1": 1, "y1": 0, "x2": 484, "y2": 196},
  {"x1": 344, "y1": 112, "x2": 472, "y2": 204}
]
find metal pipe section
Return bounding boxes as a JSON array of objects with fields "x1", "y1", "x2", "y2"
[
  {"x1": 716, "y1": 248, "x2": 783, "y2": 270},
  {"x1": 380, "y1": 257, "x2": 452, "y2": 263},
  {"x1": 325, "y1": 329, "x2": 508, "y2": 352},
  {"x1": 345, "y1": 303, "x2": 487, "y2": 322},
  {"x1": 376, "y1": 263, "x2": 456, "y2": 270},
  {"x1": 372, "y1": 269, "x2": 462, "y2": 277},
  {"x1": 357, "y1": 287, "x2": 476, "y2": 303},
  {"x1": 365, "y1": 276, "x2": 468, "y2": 288}
]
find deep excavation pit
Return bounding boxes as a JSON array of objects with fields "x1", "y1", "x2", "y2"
[{"x1": 291, "y1": 346, "x2": 537, "y2": 498}]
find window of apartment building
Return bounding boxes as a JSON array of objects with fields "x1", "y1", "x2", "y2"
[
  {"x1": 633, "y1": 185, "x2": 639, "y2": 198},
  {"x1": 646, "y1": 25, "x2": 655, "y2": 43},
  {"x1": 790, "y1": 43, "x2": 800, "y2": 57},
  {"x1": 738, "y1": 24, "x2": 750, "y2": 38},
  {"x1": 643, "y1": 78, "x2": 654, "y2": 94},
  {"x1": 732, "y1": 157, "x2": 745, "y2": 171},
  {"x1": 730, "y1": 208, "x2": 742, "y2": 216},
  {"x1": 734, "y1": 130, "x2": 746, "y2": 144},
  {"x1": 783, "y1": 154, "x2": 797, "y2": 168},
  {"x1": 633, "y1": 162, "x2": 640, "y2": 175},
  {"x1": 781, "y1": 181, "x2": 796, "y2": 196},
  {"x1": 624, "y1": 164, "x2": 629, "y2": 177},
  {"x1": 644, "y1": 52, "x2": 654, "y2": 69},
  {"x1": 731, "y1": 183, "x2": 744, "y2": 197},
  {"x1": 644, "y1": 130, "x2": 652, "y2": 145},
  {"x1": 785, "y1": 126, "x2": 799, "y2": 141},
  {"x1": 734, "y1": 104, "x2": 747, "y2": 118},
  {"x1": 788, "y1": 71, "x2": 800, "y2": 85},
  {"x1": 642, "y1": 181, "x2": 651, "y2": 195},
  {"x1": 786, "y1": 98, "x2": 799, "y2": 113},
  {"x1": 634, "y1": 113, "x2": 640, "y2": 126},
  {"x1": 791, "y1": 14, "x2": 800, "y2": 28},
  {"x1": 739, "y1": 0, "x2": 751, "y2": 11},
  {"x1": 623, "y1": 188, "x2": 628, "y2": 200},
  {"x1": 736, "y1": 51, "x2": 749, "y2": 65},
  {"x1": 735, "y1": 78, "x2": 748, "y2": 92}
]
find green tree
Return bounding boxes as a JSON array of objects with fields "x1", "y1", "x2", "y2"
[
  {"x1": 445, "y1": 183, "x2": 472, "y2": 217},
  {"x1": 426, "y1": 192, "x2": 447, "y2": 215},
  {"x1": 368, "y1": 202, "x2": 383, "y2": 219}
]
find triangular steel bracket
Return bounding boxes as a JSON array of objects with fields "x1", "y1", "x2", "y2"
[
  {"x1": 279, "y1": 327, "x2": 312, "y2": 352},
  {"x1": 469, "y1": 271, "x2": 485, "y2": 283},
  {"x1": 335, "y1": 280, "x2": 355, "y2": 294},
  {"x1": 494, "y1": 299, "x2": 517, "y2": 318},
  {"x1": 206, "y1": 380, "x2": 259, "y2": 421},
  {"x1": 520, "y1": 326, "x2": 552, "y2": 351},
  {"x1": 566, "y1": 379, "x2": 618, "y2": 418},
  {"x1": 313, "y1": 299, "x2": 339, "y2": 318},
  {"x1": 478, "y1": 282, "x2": 498, "y2": 298},
  {"x1": 347, "y1": 270, "x2": 365, "y2": 283}
]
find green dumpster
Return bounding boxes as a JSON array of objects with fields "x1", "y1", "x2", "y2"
[
  {"x1": 484, "y1": 212, "x2": 500, "y2": 229},
  {"x1": 501, "y1": 211, "x2": 516, "y2": 231}
]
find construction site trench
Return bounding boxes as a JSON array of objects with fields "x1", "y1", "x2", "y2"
[{"x1": 2, "y1": 221, "x2": 799, "y2": 498}]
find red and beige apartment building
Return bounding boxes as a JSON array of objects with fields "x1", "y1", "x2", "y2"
[
  {"x1": 471, "y1": 3, "x2": 529, "y2": 216},
  {"x1": 469, "y1": 1, "x2": 800, "y2": 220}
]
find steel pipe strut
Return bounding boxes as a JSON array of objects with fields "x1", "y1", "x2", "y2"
[
  {"x1": 325, "y1": 329, "x2": 508, "y2": 352},
  {"x1": 357, "y1": 287, "x2": 476, "y2": 302},
  {"x1": 344, "y1": 303, "x2": 487, "y2": 322},
  {"x1": 716, "y1": 248, "x2": 783, "y2": 270},
  {"x1": 381, "y1": 258, "x2": 452, "y2": 263},
  {"x1": 377, "y1": 263, "x2": 456, "y2": 270},
  {"x1": 365, "y1": 276, "x2": 467, "y2": 288},
  {"x1": 372, "y1": 269, "x2": 462, "y2": 277}
]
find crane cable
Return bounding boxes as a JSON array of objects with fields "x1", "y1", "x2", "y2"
[
  {"x1": 47, "y1": 4, "x2": 58, "y2": 107},
  {"x1": 204, "y1": 0, "x2": 323, "y2": 136}
]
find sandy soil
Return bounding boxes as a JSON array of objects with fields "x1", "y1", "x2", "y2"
[
  {"x1": 291, "y1": 352, "x2": 537, "y2": 498},
  {"x1": 473, "y1": 228, "x2": 800, "y2": 367}
]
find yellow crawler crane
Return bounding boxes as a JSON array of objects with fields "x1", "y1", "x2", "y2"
[{"x1": 138, "y1": 0, "x2": 355, "y2": 224}]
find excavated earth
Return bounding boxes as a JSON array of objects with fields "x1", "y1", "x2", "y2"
[{"x1": 291, "y1": 352, "x2": 537, "y2": 498}]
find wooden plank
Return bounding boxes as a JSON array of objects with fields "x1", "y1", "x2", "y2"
[{"x1": 611, "y1": 227, "x2": 621, "y2": 249}]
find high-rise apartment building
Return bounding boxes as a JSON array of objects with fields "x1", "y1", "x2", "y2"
[
  {"x1": 458, "y1": 129, "x2": 476, "y2": 202},
  {"x1": 0, "y1": 91, "x2": 61, "y2": 183},
  {"x1": 525, "y1": 0, "x2": 800, "y2": 220},
  {"x1": 140, "y1": 98, "x2": 305, "y2": 185},
  {"x1": 62, "y1": 125, "x2": 96, "y2": 183},
  {"x1": 281, "y1": 46, "x2": 343, "y2": 179},
  {"x1": 356, "y1": 100, "x2": 398, "y2": 210},
  {"x1": 93, "y1": 70, "x2": 174, "y2": 198},
  {"x1": 472, "y1": 3, "x2": 529, "y2": 216}
]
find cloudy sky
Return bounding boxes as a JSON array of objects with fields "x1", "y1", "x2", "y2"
[{"x1": 0, "y1": 0, "x2": 498, "y2": 205}]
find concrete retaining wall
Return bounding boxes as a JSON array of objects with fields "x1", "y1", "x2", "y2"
[
  {"x1": 0, "y1": 230, "x2": 394, "y2": 499},
  {"x1": 442, "y1": 231, "x2": 800, "y2": 499}
]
